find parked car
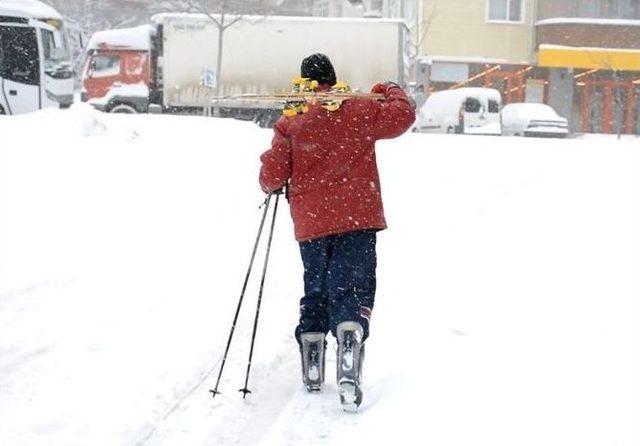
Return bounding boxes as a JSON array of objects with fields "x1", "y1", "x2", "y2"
[
  {"x1": 501, "y1": 103, "x2": 569, "y2": 138},
  {"x1": 415, "y1": 87, "x2": 502, "y2": 135}
]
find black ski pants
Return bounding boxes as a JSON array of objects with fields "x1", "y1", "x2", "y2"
[{"x1": 295, "y1": 229, "x2": 377, "y2": 345}]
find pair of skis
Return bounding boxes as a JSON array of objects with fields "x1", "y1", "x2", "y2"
[
  {"x1": 211, "y1": 91, "x2": 385, "y2": 102},
  {"x1": 210, "y1": 91, "x2": 385, "y2": 116},
  {"x1": 210, "y1": 77, "x2": 385, "y2": 117}
]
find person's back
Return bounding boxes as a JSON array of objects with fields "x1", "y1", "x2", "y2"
[
  {"x1": 259, "y1": 53, "x2": 415, "y2": 411},
  {"x1": 261, "y1": 77, "x2": 414, "y2": 241}
]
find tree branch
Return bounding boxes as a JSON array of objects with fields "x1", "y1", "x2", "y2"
[
  {"x1": 410, "y1": 1, "x2": 437, "y2": 60},
  {"x1": 221, "y1": 16, "x2": 243, "y2": 30},
  {"x1": 184, "y1": 0, "x2": 222, "y2": 28}
]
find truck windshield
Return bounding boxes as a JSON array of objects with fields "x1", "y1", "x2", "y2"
[
  {"x1": 88, "y1": 54, "x2": 121, "y2": 78},
  {"x1": 0, "y1": 25, "x2": 40, "y2": 85},
  {"x1": 40, "y1": 27, "x2": 71, "y2": 75}
]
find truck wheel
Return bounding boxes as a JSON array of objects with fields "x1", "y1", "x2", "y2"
[
  {"x1": 110, "y1": 103, "x2": 138, "y2": 114},
  {"x1": 257, "y1": 112, "x2": 271, "y2": 128},
  {"x1": 0, "y1": 105, "x2": 5, "y2": 115}
]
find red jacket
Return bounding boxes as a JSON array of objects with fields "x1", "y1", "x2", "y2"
[{"x1": 260, "y1": 83, "x2": 415, "y2": 242}]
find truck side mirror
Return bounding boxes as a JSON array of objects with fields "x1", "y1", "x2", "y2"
[{"x1": 88, "y1": 58, "x2": 96, "y2": 77}]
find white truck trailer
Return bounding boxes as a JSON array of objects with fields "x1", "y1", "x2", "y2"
[{"x1": 83, "y1": 14, "x2": 409, "y2": 126}]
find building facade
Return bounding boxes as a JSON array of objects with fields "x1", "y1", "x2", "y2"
[
  {"x1": 420, "y1": 0, "x2": 640, "y2": 134},
  {"x1": 535, "y1": 0, "x2": 640, "y2": 134}
]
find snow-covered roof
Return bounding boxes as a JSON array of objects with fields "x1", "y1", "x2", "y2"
[
  {"x1": 426, "y1": 55, "x2": 535, "y2": 66},
  {"x1": 87, "y1": 25, "x2": 156, "y2": 51},
  {"x1": 539, "y1": 43, "x2": 640, "y2": 54},
  {"x1": 151, "y1": 12, "x2": 407, "y2": 27},
  {"x1": 535, "y1": 17, "x2": 640, "y2": 27},
  {"x1": 0, "y1": 0, "x2": 61, "y2": 20}
]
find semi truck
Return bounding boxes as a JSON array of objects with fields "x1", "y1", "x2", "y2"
[
  {"x1": 0, "y1": 0, "x2": 74, "y2": 115},
  {"x1": 82, "y1": 14, "x2": 409, "y2": 126}
]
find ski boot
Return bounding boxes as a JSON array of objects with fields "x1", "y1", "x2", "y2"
[
  {"x1": 300, "y1": 332, "x2": 326, "y2": 392},
  {"x1": 336, "y1": 321, "x2": 365, "y2": 412}
]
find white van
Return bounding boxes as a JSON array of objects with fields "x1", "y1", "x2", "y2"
[
  {"x1": 416, "y1": 87, "x2": 502, "y2": 135},
  {"x1": 0, "y1": 0, "x2": 74, "y2": 115}
]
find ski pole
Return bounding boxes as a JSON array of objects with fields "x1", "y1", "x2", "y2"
[
  {"x1": 239, "y1": 191, "x2": 281, "y2": 398},
  {"x1": 210, "y1": 194, "x2": 273, "y2": 398}
]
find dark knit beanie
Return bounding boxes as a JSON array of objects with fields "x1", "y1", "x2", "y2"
[{"x1": 301, "y1": 53, "x2": 337, "y2": 86}]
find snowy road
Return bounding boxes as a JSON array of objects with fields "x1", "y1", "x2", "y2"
[{"x1": 1, "y1": 106, "x2": 639, "y2": 445}]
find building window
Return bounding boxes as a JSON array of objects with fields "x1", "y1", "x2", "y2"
[{"x1": 487, "y1": 0, "x2": 523, "y2": 22}]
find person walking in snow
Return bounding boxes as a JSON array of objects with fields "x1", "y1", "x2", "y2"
[{"x1": 259, "y1": 53, "x2": 415, "y2": 410}]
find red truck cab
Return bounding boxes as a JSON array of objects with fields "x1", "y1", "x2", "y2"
[{"x1": 82, "y1": 25, "x2": 154, "y2": 113}]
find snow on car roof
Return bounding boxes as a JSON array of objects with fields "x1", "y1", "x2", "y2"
[
  {"x1": 0, "y1": 0, "x2": 62, "y2": 20},
  {"x1": 502, "y1": 103, "x2": 563, "y2": 120},
  {"x1": 87, "y1": 25, "x2": 156, "y2": 51}
]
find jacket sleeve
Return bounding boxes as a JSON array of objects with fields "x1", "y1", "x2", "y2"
[
  {"x1": 259, "y1": 117, "x2": 292, "y2": 193},
  {"x1": 372, "y1": 83, "x2": 416, "y2": 140}
]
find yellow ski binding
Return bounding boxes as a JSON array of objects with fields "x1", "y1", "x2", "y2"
[
  {"x1": 283, "y1": 100, "x2": 309, "y2": 117},
  {"x1": 331, "y1": 81, "x2": 351, "y2": 93},
  {"x1": 320, "y1": 100, "x2": 341, "y2": 112},
  {"x1": 319, "y1": 80, "x2": 350, "y2": 112},
  {"x1": 282, "y1": 79, "x2": 352, "y2": 116},
  {"x1": 292, "y1": 77, "x2": 319, "y2": 93}
]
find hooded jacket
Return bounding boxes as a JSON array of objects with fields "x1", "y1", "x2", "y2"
[{"x1": 259, "y1": 83, "x2": 415, "y2": 241}]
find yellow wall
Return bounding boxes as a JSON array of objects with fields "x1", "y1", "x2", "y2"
[{"x1": 422, "y1": 0, "x2": 535, "y2": 64}]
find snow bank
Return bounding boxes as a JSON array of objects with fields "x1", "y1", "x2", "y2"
[
  {"x1": 0, "y1": 108, "x2": 638, "y2": 446},
  {"x1": 0, "y1": 0, "x2": 61, "y2": 19},
  {"x1": 87, "y1": 25, "x2": 155, "y2": 51}
]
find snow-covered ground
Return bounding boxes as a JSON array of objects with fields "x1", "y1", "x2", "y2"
[{"x1": 1, "y1": 105, "x2": 639, "y2": 446}]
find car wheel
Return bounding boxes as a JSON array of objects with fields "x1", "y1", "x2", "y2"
[
  {"x1": 0, "y1": 105, "x2": 6, "y2": 115},
  {"x1": 109, "y1": 103, "x2": 137, "y2": 114},
  {"x1": 446, "y1": 126, "x2": 454, "y2": 134}
]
